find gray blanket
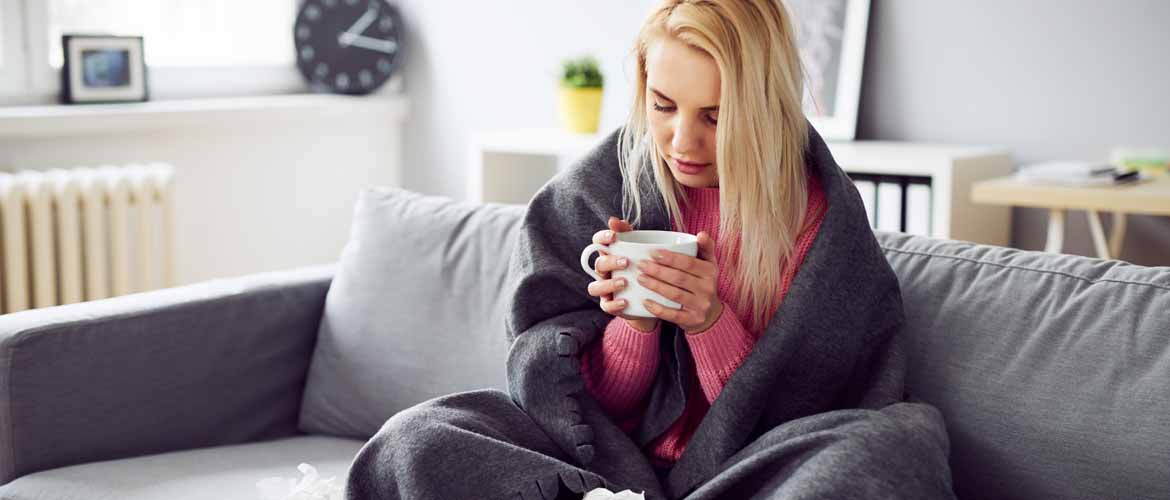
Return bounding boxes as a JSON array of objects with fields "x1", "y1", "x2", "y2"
[{"x1": 345, "y1": 124, "x2": 955, "y2": 500}]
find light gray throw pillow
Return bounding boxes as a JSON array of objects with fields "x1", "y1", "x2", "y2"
[
  {"x1": 878, "y1": 231, "x2": 1170, "y2": 500},
  {"x1": 298, "y1": 187, "x2": 525, "y2": 439}
]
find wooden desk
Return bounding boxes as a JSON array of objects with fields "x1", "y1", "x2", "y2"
[{"x1": 971, "y1": 175, "x2": 1170, "y2": 260}]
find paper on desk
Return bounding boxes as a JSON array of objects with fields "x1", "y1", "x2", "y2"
[{"x1": 1015, "y1": 161, "x2": 1133, "y2": 186}]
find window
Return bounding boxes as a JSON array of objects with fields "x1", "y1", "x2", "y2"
[
  {"x1": 0, "y1": 0, "x2": 27, "y2": 94},
  {"x1": 46, "y1": 0, "x2": 296, "y2": 68},
  {"x1": 3, "y1": 0, "x2": 303, "y2": 103}
]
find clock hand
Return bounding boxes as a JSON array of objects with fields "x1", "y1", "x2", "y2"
[
  {"x1": 339, "y1": 7, "x2": 378, "y2": 43},
  {"x1": 338, "y1": 33, "x2": 398, "y2": 54}
]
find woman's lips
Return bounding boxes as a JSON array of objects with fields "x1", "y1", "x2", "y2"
[{"x1": 673, "y1": 158, "x2": 711, "y2": 174}]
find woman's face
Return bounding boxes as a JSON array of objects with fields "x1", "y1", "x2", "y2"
[{"x1": 644, "y1": 36, "x2": 721, "y2": 188}]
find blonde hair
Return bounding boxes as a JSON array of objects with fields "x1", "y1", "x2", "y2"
[{"x1": 617, "y1": 0, "x2": 810, "y2": 333}]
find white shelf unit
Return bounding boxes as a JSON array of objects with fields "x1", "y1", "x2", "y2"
[{"x1": 468, "y1": 128, "x2": 1013, "y2": 246}]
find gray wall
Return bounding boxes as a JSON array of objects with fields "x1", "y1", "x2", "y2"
[
  {"x1": 859, "y1": 0, "x2": 1169, "y2": 265},
  {"x1": 395, "y1": 0, "x2": 1168, "y2": 265}
]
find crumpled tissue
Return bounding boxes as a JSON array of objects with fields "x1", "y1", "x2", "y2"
[
  {"x1": 583, "y1": 487, "x2": 646, "y2": 499},
  {"x1": 256, "y1": 463, "x2": 343, "y2": 500}
]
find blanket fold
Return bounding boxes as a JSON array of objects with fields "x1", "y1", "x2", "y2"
[{"x1": 505, "y1": 123, "x2": 911, "y2": 498}]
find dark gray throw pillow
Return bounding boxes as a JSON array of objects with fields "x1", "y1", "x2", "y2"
[{"x1": 298, "y1": 187, "x2": 526, "y2": 439}]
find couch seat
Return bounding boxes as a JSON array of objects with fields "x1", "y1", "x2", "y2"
[{"x1": 0, "y1": 435, "x2": 364, "y2": 500}]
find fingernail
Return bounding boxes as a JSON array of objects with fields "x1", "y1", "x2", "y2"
[
  {"x1": 616, "y1": 278, "x2": 626, "y2": 287},
  {"x1": 617, "y1": 257, "x2": 628, "y2": 266},
  {"x1": 652, "y1": 250, "x2": 665, "y2": 260},
  {"x1": 603, "y1": 230, "x2": 614, "y2": 240},
  {"x1": 617, "y1": 299, "x2": 627, "y2": 306}
]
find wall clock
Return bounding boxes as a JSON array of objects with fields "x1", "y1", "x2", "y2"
[{"x1": 293, "y1": 0, "x2": 403, "y2": 95}]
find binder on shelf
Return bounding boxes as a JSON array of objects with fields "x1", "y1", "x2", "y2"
[
  {"x1": 906, "y1": 184, "x2": 932, "y2": 236},
  {"x1": 854, "y1": 180, "x2": 877, "y2": 229},
  {"x1": 875, "y1": 182, "x2": 903, "y2": 232}
]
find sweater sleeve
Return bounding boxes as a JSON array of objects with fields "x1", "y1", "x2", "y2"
[
  {"x1": 580, "y1": 317, "x2": 662, "y2": 420},
  {"x1": 684, "y1": 303, "x2": 756, "y2": 404}
]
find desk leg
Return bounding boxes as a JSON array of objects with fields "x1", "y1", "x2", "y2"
[
  {"x1": 1086, "y1": 209, "x2": 1110, "y2": 259},
  {"x1": 1044, "y1": 208, "x2": 1065, "y2": 254},
  {"x1": 1109, "y1": 211, "x2": 1127, "y2": 260}
]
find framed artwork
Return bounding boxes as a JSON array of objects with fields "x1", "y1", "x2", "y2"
[
  {"x1": 61, "y1": 35, "x2": 148, "y2": 104},
  {"x1": 785, "y1": 0, "x2": 871, "y2": 141}
]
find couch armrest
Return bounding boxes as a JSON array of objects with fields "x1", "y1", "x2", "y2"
[{"x1": 0, "y1": 263, "x2": 335, "y2": 485}]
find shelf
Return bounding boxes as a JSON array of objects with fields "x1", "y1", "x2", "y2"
[
  {"x1": 468, "y1": 128, "x2": 1015, "y2": 246},
  {"x1": 469, "y1": 128, "x2": 606, "y2": 156},
  {"x1": 0, "y1": 93, "x2": 411, "y2": 138}
]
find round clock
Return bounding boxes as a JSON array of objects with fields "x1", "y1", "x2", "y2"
[{"x1": 293, "y1": 0, "x2": 403, "y2": 95}]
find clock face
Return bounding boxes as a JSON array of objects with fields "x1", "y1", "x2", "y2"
[{"x1": 293, "y1": 0, "x2": 403, "y2": 95}]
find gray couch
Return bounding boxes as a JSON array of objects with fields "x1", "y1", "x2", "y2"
[{"x1": 1, "y1": 187, "x2": 1167, "y2": 500}]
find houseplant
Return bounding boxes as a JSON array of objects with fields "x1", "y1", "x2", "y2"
[{"x1": 558, "y1": 55, "x2": 604, "y2": 134}]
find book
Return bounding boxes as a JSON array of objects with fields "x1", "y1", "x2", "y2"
[{"x1": 1015, "y1": 161, "x2": 1145, "y2": 186}]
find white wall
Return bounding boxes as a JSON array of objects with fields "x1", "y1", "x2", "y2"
[
  {"x1": 858, "y1": 0, "x2": 1170, "y2": 265},
  {"x1": 397, "y1": 0, "x2": 1169, "y2": 265},
  {"x1": 393, "y1": 0, "x2": 656, "y2": 199},
  {"x1": 0, "y1": 96, "x2": 406, "y2": 287}
]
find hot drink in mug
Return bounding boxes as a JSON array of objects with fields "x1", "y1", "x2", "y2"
[{"x1": 580, "y1": 230, "x2": 699, "y2": 318}]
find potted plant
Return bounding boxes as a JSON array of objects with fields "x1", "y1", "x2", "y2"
[{"x1": 558, "y1": 55, "x2": 604, "y2": 134}]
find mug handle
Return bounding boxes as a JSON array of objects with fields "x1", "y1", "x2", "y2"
[{"x1": 580, "y1": 243, "x2": 608, "y2": 281}]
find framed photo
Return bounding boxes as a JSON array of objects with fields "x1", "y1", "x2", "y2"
[
  {"x1": 60, "y1": 35, "x2": 148, "y2": 104},
  {"x1": 785, "y1": 0, "x2": 871, "y2": 141}
]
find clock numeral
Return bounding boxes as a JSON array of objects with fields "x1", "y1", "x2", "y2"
[
  {"x1": 379, "y1": 15, "x2": 394, "y2": 32},
  {"x1": 359, "y1": 69, "x2": 373, "y2": 87},
  {"x1": 377, "y1": 58, "x2": 392, "y2": 74},
  {"x1": 345, "y1": 0, "x2": 359, "y2": 5},
  {"x1": 336, "y1": 73, "x2": 351, "y2": 90},
  {"x1": 300, "y1": 46, "x2": 315, "y2": 61},
  {"x1": 315, "y1": 62, "x2": 330, "y2": 79},
  {"x1": 323, "y1": 0, "x2": 337, "y2": 8},
  {"x1": 297, "y1": 25, "x2": 311, "y2": 40},
  {"x1": 304, "y1": 5, "x2": 321, "y2": 21}
]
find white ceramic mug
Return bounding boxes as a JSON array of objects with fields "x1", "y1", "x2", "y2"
[{"x1": 580, "y1": 230, "x2": 699, "y2": 318}]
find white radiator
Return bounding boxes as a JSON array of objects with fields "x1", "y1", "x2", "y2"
[{"x1": 0, "y1": 163, "x2": 175, "y2": 314}]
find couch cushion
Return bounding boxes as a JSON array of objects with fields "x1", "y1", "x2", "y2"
[
  {"x1": 0, "y1": 435, "x2": 363, "y2": 500},
  {"x1": 298, "y1": 187, "x2": 526, "y2": 439},
  {"x1": 877, "y1": 231, "x2": 1170, "y2": 500}
]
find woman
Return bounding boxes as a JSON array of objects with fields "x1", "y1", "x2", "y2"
[{"x1": 346, "y1": 1, "x2": 955, "y2": 499}]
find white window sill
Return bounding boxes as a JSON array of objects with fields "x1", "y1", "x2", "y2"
[{"x1": 0, "y1": 92, "x2": 410, "y2": 138}]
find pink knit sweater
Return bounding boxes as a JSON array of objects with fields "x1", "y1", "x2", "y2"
[{"x1": 580, "y1": 174, "x2": 827, "y2": 467}]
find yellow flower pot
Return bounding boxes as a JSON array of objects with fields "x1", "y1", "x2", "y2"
[{"x1": 558, "y1": 86, "x2": 603, "y2": 134}]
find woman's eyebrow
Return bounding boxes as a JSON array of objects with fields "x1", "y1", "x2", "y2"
[{"x1": 650, "y1": 87, "x2": 719, "y2": 111}]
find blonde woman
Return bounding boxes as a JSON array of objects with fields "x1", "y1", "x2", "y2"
[{"x1": 346, "y1": 1, "x2": 954, "y2": 499}]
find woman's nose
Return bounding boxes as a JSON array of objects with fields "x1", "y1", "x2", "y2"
[{"x1": 671, "y1": 118, "x2": 702, "y2": 156}]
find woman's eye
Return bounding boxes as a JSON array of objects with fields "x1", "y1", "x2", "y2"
[
  {"x1": 706, "y1": 114, "x2": 718, "y2": 125},
  {"x1": 652, "y1": 102, "x2": 674, "y2": 112}
]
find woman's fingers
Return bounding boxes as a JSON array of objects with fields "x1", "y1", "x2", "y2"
[
  {"x1": 595, "y1": 254, "x2": 629, "y2": 274},
  {"x1": 608, "y1": 216, "x2": 633, "y2": 233},
  {"x1": 636, "y1": 272, "x2": 707, "y2": 311},
  {"x1": 696, "y1": 231, "x2": 717, "y2": 264},
  {"x1": 600, "y1": 298, "x2": 629, "y2": 315},
  {"x1": 587, "y1": 277, "x2": 628, "y2": 298},
  {"x1": 592, "y1": 229, "x2": 617, "y2": 245},
  {"x1": 637, "y1": 257, "x2": 711, "y2": 294}
]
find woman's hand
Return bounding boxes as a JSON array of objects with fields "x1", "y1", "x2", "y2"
[
  {"x1": 586, "y1": 216, "x2": 660, "y2": 332},
  {"x1": 638, "y1": 232, "x2": 723, "y2": 334}
]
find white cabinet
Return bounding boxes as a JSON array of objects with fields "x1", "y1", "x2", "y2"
[{"x1": 469, "y1": 128, "x2": 1013, "y2": 246}]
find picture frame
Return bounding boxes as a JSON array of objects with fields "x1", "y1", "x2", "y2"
[
  {"x1": 60, "y1": 35, "x2": 148, "y2": 104},
  {"x1": 785, "y1": 0, "x2": 871, "y2": 141}
]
